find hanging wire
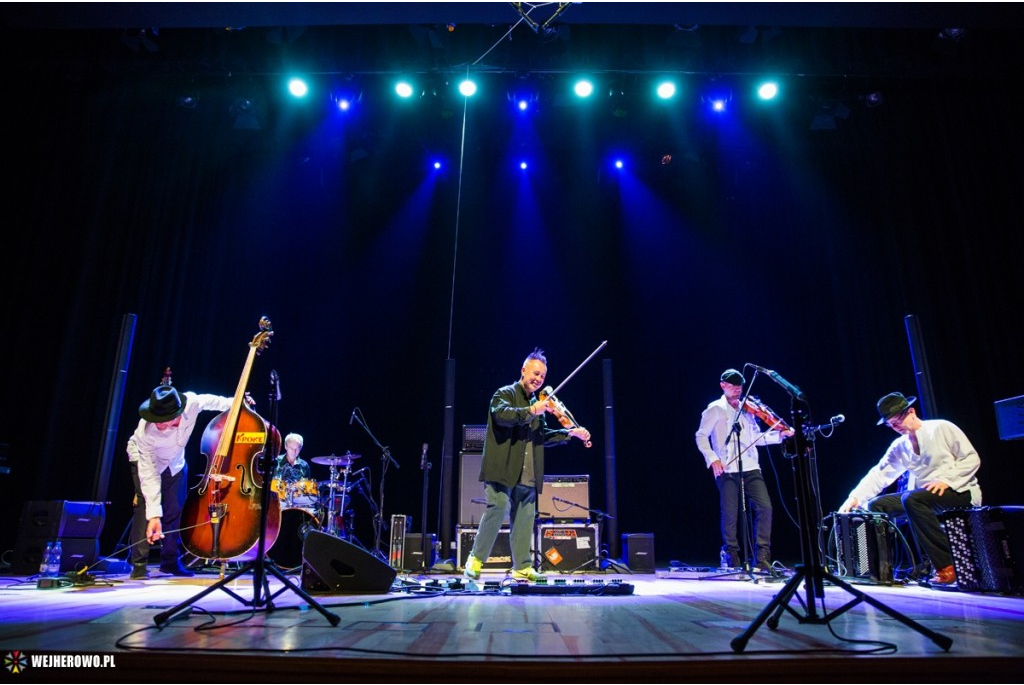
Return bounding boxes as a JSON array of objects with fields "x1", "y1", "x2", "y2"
[{"x1": 445, "y1": 15, "x2": 528, "y2": 360}]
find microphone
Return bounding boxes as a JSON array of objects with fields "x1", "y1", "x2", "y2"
[
  {"x1": 748, "y1": 365, "x2": 806, "y2": 401},
  {"x1": 831, "y1": 414, "x2": 845, "y2": 424},
  {"x1": 270, "y1": 370, "x2": 281, "y2": 401},
  {"x1": 349, "y1": 408, "x2": 357, "y2": 426},
  {"x1": 420, "y1": 443, "x2": 428, "y2": 469}
]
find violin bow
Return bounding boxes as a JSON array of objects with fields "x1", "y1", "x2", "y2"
[{"x1": 544, "y1": 340, "x2": 608, "y2": 400}]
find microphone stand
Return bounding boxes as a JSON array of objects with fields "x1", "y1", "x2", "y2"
[
  {"x1": 419, "y1": 444, "x2": 432, "y2": 572},
  {"x1": 730, "y1": 383, "x2": 951, "y2": 653},
  {"x1": 555, "y1": 499, "x2": 631, "y2": 574},
  {"x1": 350, "y1": 410, "x2": 398, "y2": 563},
  {"x1": 154, "y1": 371, "x2": 339, "y2": 628}
]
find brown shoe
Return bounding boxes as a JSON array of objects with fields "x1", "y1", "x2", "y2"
[{"x1": 929, "y1": 564, "x2": 956, "y2": 585}]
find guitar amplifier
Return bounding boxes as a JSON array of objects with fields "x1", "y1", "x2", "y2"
[
  {"x1": 940, "y1": 506, "x2": 1024, "y2": 593},
  {"x1": 457, "y1": 526, "x2": 512, "y2": 570},
  {"x1": 537, "y1": 523, "x2": 599, "y2": 573},
  {"x1": 537, "y1": 475, "x2": 590, "y2": 522},
  {"x1": 462, "y1": 424, "x2": 486, "y2": 451},
  {"x1": 828, "y1": 512, "x2": 895, "y2": 584}
]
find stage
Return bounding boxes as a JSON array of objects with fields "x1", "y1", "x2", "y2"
[{"x1": 2, "y1": 561, "x2": 1022, "y2": 683}]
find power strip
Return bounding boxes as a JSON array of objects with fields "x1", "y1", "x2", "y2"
[{"x1": 36, "y1": 577, "x2": 74, "y2": 590}]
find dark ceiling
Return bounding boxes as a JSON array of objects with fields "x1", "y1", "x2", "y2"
[{"x1": 2, "y1": 3, "x2": 1023, "y2": 82}]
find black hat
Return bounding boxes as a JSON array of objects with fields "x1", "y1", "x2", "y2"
[
  {"x1": 876, "y1": 392, "x2": 915, "y2": 425},
  {"x1": 139, "y1": 386, "x2": 187, "y2": 423},
  {"x1": 720, "y1": 368, "x2": 745, "y2": 386}
]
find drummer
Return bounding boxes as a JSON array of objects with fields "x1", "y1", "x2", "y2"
[{"x1": 272, "y1": 433, "x2": 314, "y2": 506}]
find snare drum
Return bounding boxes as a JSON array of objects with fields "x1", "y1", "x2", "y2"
[{"x1": 269, "y1": 507, "x2": 320, "y2": 569}]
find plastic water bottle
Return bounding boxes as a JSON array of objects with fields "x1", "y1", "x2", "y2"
[
  {"x1": 49, "y1": 540, "x2": 63, "y2": 576},
  {"x1": 40, "y1": 542, "x2": 53, "y2": 576},
  {"x1": 720, "y1": 550, "x2": 730, "y2": 569}
]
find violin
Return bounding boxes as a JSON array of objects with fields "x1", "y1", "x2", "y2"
[
  {"x1": 539, "y1": 386, "x2": 591, "y2": 448},
  {"x1": 743, "y1": 396, "x2": 792, "y2": 433}
]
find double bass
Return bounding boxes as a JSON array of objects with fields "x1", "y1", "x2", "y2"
[{"x1": 180, "y1": 318, "x2": 282, "y2": 561}]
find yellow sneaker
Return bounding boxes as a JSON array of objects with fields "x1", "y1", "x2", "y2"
[
  {"x1": 463, "y1": 554, "x2": 483, "y2": 580},
  {"x1": 511, "y1": 566, "x2": 546, "y2": 582}
]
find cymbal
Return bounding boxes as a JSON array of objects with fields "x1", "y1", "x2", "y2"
[{"x1": 311, "y1": 453, "x2": 361, "y2": 466}]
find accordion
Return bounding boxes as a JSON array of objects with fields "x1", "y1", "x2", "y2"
[
  {"x1": 828, "y1": 512, "x2": 896, "y2": 584},
  {"x1": 940, "y1": 506, "x2": 1024, "y2": 593}
]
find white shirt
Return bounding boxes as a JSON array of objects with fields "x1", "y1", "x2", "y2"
[
  {"x1": 848, "y1": 418, "x2": 982, "y2": 506},
  {"x1": 126, "y1": 392, "x2": 234, "y2": 520},
  {"x1": 695, "y1": 395, "x2": 786, "y2": 473}
]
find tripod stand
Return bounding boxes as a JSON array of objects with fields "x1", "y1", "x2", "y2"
[
  {"x1": 154, "y1": 371, "x2": 339, "y2": 628},
  {"x1": 730, "y1": 400, "x2": 950, "y2": 652}
]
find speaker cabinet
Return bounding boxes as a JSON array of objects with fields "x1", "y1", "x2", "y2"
[
  {"x1": 941, "y1": 506, "x2": 1024, "y2": 593},
  {"x1": 537, "y1": 523, "x2": 599, "y2": 573},
  {"x1": 457, "y1": 526, "x2": 512, "y2": 570},
  {"x1": 621, "y1": 533, "x2": 656, "y2": 573},
  {"x1": 12, "y1": 537, "x2": 100, "y2": 575},
  {"x1": 458, "y1": 452, "x2": 509, "y2": 526},
  {"x1": 18, "y1": 500, "x2": 106, "y2": 540},
  {"x1": 301, "y1": 531, "x2": 397, "y2": 594},
  {"x1": 13, "y1": 501, "x2": 106, "y2": 575},
  {"x1": 403, "y1": 533, "x2": 437, "y2": 571}
]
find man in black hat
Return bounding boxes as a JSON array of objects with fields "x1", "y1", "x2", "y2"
[
  {"x1": 695, "y1": 368, "x2": 794, "y2": 573},
  {"x1": 838, "y1": 391, "x2": 982, "y2": 586},
  {"x1": 126, "y1": 383, "x2": 235, "y2": 579}
]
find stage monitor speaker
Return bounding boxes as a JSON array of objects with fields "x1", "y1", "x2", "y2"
[
  {"x1": 621, "y1": 533, "x2": 655, "y2": 573},
  {"x1": 18, "y1": 500, "x2": 106, "y2": 540},
  {"x1": 537, "y1": 523, "x2": 599, "y2": 573},
  {"x1": 941, "y1": 506, "x2": 1024, "y2": 593},
  {"x1": 458, "y1": 452, "x2": 509, "y2": 526},
  {"x1": 301, "y1": 531, "x2": 397, "y2": 594},
  {"x1": 537, "y1": 475, "x2": 590, "y2": 522}
]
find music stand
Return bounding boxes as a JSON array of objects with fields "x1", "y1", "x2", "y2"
[
  {"x1": 154, "y1": 371, "x2": 339, "y2": 628},
  {"x1": 730, "y1": 398, "x2": 951, "y2": 653}
]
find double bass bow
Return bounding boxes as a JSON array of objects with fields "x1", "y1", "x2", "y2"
[
  {"x1": 180, "y1": 318, "x2": 282, "y2": 562},
  {"x1": 537, "y1": 340, "x2": 606, "y2": 448}
]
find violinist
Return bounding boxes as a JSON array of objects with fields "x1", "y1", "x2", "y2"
[
  {"x1": 695, "y1": 368, "x2": 795, "y2": 574},
  {"x1": 126, "y1": 382, "x2": 237, "y2": 579},
  {"x1": 463, "y1": 348, "x2": 591, "y2": 583}
]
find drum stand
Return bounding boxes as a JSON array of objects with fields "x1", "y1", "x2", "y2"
[
  {"x1": 322, "y1": 463, "x2": 352, "y2": 539},
  {"x1": 154, "y1": 371, "x2": 339, "y2": 628}
]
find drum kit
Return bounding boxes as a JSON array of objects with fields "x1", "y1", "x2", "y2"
[{"x1": 269, "y1": 451, "x2": 363, "y2": 568}]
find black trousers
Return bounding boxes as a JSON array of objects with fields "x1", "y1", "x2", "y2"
[
  {"x1": 129, "y1": 461, "x2": 188, "y2": 567},
  {"x1": 716, "y1": 469, "x2": 772, "y2": 560},
  {"x1": 868, "y1": 487, "x2": 972, "y2": 571}
]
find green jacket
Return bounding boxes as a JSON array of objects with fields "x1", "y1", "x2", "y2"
[{"x1": 479, "y1": 380, "x2": 571, "y2": 493}]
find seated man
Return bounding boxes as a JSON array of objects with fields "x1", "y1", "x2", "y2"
[{"x1": 839, "y1": 392, "x2": 982, "y2": 586}]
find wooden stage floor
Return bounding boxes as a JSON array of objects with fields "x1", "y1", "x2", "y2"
[{"x1": 2, "y1": 561, "x2": 1023, "y2": 683}]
